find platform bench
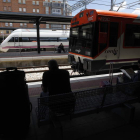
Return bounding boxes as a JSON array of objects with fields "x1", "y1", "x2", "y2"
[{"x1": 36, "y1": 81, "x2": 140, "y2": 138}]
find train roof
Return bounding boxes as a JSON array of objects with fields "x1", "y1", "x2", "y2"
[
  {"x1": 96, "y1": 9, "x2": 139, "y2": 19},
  {"x1": 74, "y1": 9, "x2": 140, "y2": 19},
  {"x1": 13, "y1": 29, "x2": 70, "y2": 33}
]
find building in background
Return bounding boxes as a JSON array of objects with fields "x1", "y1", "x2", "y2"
[{"x1": 0, "y1": 0, "x2": 71, "y2": 43}]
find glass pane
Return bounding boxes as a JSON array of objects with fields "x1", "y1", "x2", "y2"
[
  {"x1": 48, "y1": 37, "x2": 58, "y2": 42},
  {"x1": 100, "y1": 22, "x2": 108, "y2": 32},
  {"x1": 80, "y1": 24, "x2": 92, "y2": 39},
  {"x1": 22, "y1": 37, "x2": 29, "y2": 42},
  {"x1": 58, "y1": 37, "x2": 68, "y2": 42},
  {"x1": 125, "y1": 24, "x2": 140, "y2": 47},
  {"x1": 71, "y1": 28, "x2": 78, "y2": 36},
  {"x1": 40, "y1": 37, "x2": 50, "y2": 42},
  {"x1": 8, "y1": 37, "x2": 14, "y2": 42},
  {"x1": 109, "y1": 22, "x2": 119, "y2": 47}
]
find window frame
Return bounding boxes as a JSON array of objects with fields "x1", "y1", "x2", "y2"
[
  {"x1": 109, "y1": 22, "x2": 119, "y2": 47},
  {"x1": 37, "y1": 9, "x2": 39, "y2": 13},
  {"x1": 36, "y1": 1, "x2": 39, "y2": 5},
  {"x1": 18, "y1": 0, "x2": 21, "y2": 3},
  {"x1": 23, "y1": 8, "x2": 26, "y2": 12},
  {"x1": 24, "y1": 23, "x2": 27, "y2": 27},
  {"x1": 5, "y1": 23, "x2": 8, "y2": 26},
  {"x1": 23, "y1": 0, "x2": 26, "y2": 4},
  {"x1": 8, "y1": 6, "x2": 11, "y2": 11},
  {"x1": 32, "y1": 1, "x2": 35, "y2": 5},
  {"x1": 20, "y1": 23, "x2": 23, "y2": 27},
  {"x1": 9, "y1": 23, "x2": 13, "y2": 27},
  {"x1": 124, "y1": 23, "x2": 140, "y2": 48},
  {"x1": 33, "y1": 9, "x2": 35, "y2": 13},
  {"x1": 4, "y1": 6, "x2": 7, "y2": 11},
  {"x1": 19, "y1": 8, "x2": 22, "y2": 12}
]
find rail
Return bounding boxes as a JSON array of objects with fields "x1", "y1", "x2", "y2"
[{"x1": 0, "y1": 65, "x2": 122, "y2": 83}]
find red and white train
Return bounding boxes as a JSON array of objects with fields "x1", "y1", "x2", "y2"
[{"x1": 68, "y1": 9, "x2": 140, "y2": 74}]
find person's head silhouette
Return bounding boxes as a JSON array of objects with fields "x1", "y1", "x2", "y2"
[{"x1": 48, "y1": 59, "x2": 58, "y2": 70}]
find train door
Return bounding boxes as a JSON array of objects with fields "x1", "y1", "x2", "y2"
[
  {"x1": 98, "y1": 22, "x2": 119, "y2": 60},
  {"x1": 107, "y1": 22, "x2": 119, "y2": 60},
  {"x1": 14, "y1": 37, "x2": 20, "y2": 50},
  {"x1": 98, "y1": 22, "x2": 108, "y2": 54}
]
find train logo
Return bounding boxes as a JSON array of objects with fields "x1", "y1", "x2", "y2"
[{"x1": 105, "y1": 49, "x2": 118, "y2": 55}]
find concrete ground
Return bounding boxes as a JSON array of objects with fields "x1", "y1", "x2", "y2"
[{"x1": 24, "y1": 75, "x2": 140, "y2": 140}]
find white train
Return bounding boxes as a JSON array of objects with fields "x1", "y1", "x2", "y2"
[{"x1": 0, "y1": 29, "x2": 70, "y2": 52}]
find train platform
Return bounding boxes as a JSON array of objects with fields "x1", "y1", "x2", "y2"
[
  {"x1": 25, "y1": 74, "x2": 140, "y2": 140},
  {"x1": 0, "y1": 51, "x2": 68, "y2": 68}
]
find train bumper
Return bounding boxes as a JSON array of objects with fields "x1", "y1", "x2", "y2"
[{"x1": 83, "y1": 59, "x2": 106, "y2": 72}]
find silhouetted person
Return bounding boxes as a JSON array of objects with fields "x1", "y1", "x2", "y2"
[
  {"x1": 42, "y1": 59, "x2": 71, "y2": 95},
  {"x1": 41, "y1": 59, "x2": 75, "y2": 114},
  {"x1": 58, "y1": 43, "x2": 65, "y2": 53}
]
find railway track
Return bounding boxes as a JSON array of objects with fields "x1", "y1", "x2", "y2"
[
  {"x1": 0, "y1": 65, "x2": 122, "y2": 83},
  {"x1": 0, "y1": 64, "x2": 86, "y2": 83}
]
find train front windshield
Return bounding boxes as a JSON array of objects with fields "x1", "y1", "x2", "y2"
[{"x1": 69, "y1": 23, "x2": 94, "y2": 57}]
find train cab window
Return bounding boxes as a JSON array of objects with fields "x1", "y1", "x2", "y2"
[
  {"x1": 79, "y1": 12, "x2": 84, "y2": 18},
  {"x1": 109, "y1": 22, "x2": 119, "y2": 47},
  {"x1": 8, "y1": 37, "x2": 14, "y2": 42},
  {"x1": 79, "y1": 24, "x2": 93, "y2": 40},
  {"x1": 125, "y1": 24, "x2": 140, "y2": 47},
  {"x1": 22, "y1": 37, "x2": 29, "y2": 42},
  {"x1": 71, "y1": 27, "x2": 79, "y2": 36},
  {"x1": 58, "y1": 37, "x2": 68, "y2": 42}
]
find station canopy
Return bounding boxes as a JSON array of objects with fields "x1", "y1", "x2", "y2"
[{"x1": 0, "y1": 11, "x2": 73, "y2": 25}]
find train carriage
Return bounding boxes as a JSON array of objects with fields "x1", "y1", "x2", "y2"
[
  {"x1": 0, "y1": 29, "x2": 69, "y2": 52},
  {"x1": 68, "y1": 9, "x2": 140, "y2": 74}
]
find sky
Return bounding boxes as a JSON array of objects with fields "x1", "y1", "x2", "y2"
[{"x1": 67, "y1": 0, "x2": 140, "y2": 16}]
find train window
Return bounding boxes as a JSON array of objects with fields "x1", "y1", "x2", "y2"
[
  {"x1": 76, "y1": 40, "x2": 83, "y2": 48},
  {"x1": 15, "y1": 37, "x2": 19, "y2": 42},
  {"x1": 90, "y1": 11, "x2": 94, "y2": 16},
  {"x1": 71, "y1": 27, "x2": 79, "y2": 36},
  {"x1": 22, "y1": 37, "x2": 29, "y2": 42},
  {"x1": 19, "y1": 37, "x2": 22, "y2": 42},
  {"x1": 79, "y1": 12, "x2": 84, "y2": 18},
  {"x1": 79, "y1": 24, "x2": 93, "y2": 39},
  {"x1": 48, "y1": 37, "x2": 58, "y2": 42},
  {"x1": 109, "y1": 22, "x2": 119, "y2": 47},
  {"x1": 40, "y1": 37, "x2": 49, "y2": 42},
  {"x1": 100, "y1": 22, "x2": 108, "y2": 32},
  {"x1": 30, "y1": 37, "x2": 37, "y2": 42},
  {"x1": 86, "y1": 41, "x2": 92, "y2": 48},
  {"x1": 125, "y1": 24, "x2": 140, "y2": 47},
  {"x1": 8, "y1": 37, "x2": 14, "y2": 42},
  {"x1": 58, "y1": 37, "x2": 68, "y2": 42}
]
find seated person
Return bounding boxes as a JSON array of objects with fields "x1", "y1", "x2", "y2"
[
  {"x1": 58, "y1": 43, "x2": 65, "y2": 53},
  {"x1": 41, "y1": 59, "x2": 75, "y2": 114}
]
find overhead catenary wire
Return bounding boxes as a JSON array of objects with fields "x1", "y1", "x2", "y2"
[{"x1": 89, "y1": 1, "x2": 140, "y2": 11}]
